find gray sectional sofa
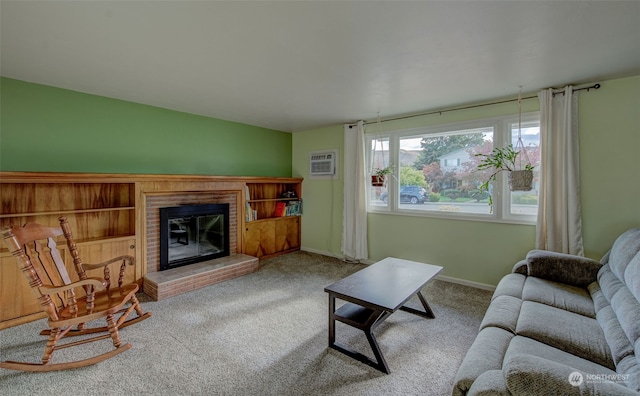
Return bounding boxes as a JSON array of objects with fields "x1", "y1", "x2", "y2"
[{"x1": 453, "y1": 228, "x2": 640, "y2": 395}]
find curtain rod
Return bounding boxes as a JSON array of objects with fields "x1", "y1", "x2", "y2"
[{"x1": 359, "y1": 83, "x2": 601, "y2": 126}]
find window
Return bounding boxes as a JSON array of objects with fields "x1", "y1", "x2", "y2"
[{"x1": 367, "y1": 113, "x2": 540, "y2": 223}]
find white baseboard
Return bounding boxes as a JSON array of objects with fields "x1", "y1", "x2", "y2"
[
  {"x1": 300, "y1": 246, "x2": 496, "y2": 291},
  {"x1": 300, "y1": 246, "x2": 345, "y2": 260},
  {"x1": 435, "y1": 274, "x2": 496, "y2": 291}
]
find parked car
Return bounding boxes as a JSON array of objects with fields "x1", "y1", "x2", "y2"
[{"x1": 380, "y1": 185, "x2": 427, "y2": 204}]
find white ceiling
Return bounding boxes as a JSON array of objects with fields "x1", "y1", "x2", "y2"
[{"x1": 2, "y1": 1, "x2": 639, "y2": 133}]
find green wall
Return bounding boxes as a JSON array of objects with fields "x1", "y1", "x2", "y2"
[
  {"x1": 292, "y1": 125, "x2": 344, "y2": 255},
  {"x1": 0, "y1": 77, "x2": 292, "y2": 176},
  {"x1": 579, "y1": 76, "x2": 640, "y2": 257},
  {"x1": 293, "y1": 75, "x2": 640, "y2": 286}
]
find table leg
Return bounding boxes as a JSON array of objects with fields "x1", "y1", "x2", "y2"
[
  {"x1": 328, "y1": 294, "x2": 335, "y2": 347},
  {"x1": 327, "y1": 299, "x2": 393, "y2": 374},
  {"x1": 399, "y1": 290, "x2": 435, "y2": 318},
  {"x1": 364, "y1": 314, "x2": 391, "y2": 373}
]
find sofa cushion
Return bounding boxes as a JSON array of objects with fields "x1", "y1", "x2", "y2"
[
  {"x1": 505, "y1": 335, "x2": 617, "y2": 375},
  {"x1": 610, "y1": 282, "x2": 640, "y2": 390},
  {"x1": 467, "y1": 370, "x2": 510, "y2": 396},
  {"x1": 599, "y1": 266, "x2": 627, "y2": 304},
  {"x1": 617, "y1": 354, "x2": 640, "y2": 391},
  {"x1": 479, "y1": 295, "x2": 521, "y2": 334},
  {"x1": 625, "y1": 251, "x2": 640, "y2": 303},
  {"x1": 598, "y1": 261, "x2": 640, "y2": 387},
  {"x1": 610, "y1": 285, "x2": 640, "y2": 345},
  {"x1": 589, "y1": 281, "x2": 609, "y2": 314},
  {"x1": 607, "y1": 228, "x2": 640, "y2": 282},
  {"x1": 492, "y1": 273, "x2": 525, "y2": 301},
  {"x1": 522, "y1": 276, "x2": 595, "y2": 318},
  {"x1": 503, "y1": 353, "x2": 639, "y2": 396},
  {"x1": 596, "y1": 304, "x2": 635, "y2": 365},
  {"x1": 515, "y1": 301, "x2": 614, "y2": 369}
]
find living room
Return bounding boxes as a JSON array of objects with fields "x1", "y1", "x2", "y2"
[{"x1": 1, "y1": 2, "x2": 639, "y2": 395}]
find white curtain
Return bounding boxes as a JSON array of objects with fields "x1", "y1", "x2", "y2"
[
  {"x1": 536, "y1": 86, "x2": 584, "y2": 255},
  {"x1": 342, "y1": 121, "x2": 368, "y2": 260}
]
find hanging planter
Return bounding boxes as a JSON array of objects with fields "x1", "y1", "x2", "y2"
[
  {"x1": 475, "y1": 144, "x2": 534, "y2": 211},
  {"x1": 371, "y1": 174, "x2": 386, "y2": 187},
  {"x1": 475, "y1": 145, "x2": 534, "y2": 192},
  {"x1": 508, "y1": 169, "x2": 534, "y2": 191},
  {"x1": 370, "y1": 113, "x2": 394, "y2": 187},
  {"x1": 371, "y1": 166, "x2": 392, "y2": 187}
]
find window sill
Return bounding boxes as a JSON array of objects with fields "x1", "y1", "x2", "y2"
[{"x1": 368, "y1": 207, "x2": 537, "y2": 226}]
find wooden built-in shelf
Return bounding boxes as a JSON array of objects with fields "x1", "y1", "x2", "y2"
[
  {"x1": 0, "y1": 171, "x2": 303, "y2": 328},
  {"x1": 243, "y1": 179, "x2": 302, "y2": 259},
  {"x1": 247, "y1": 198, "x2": 300, "y2": 203},
  {"x1": 0, "y1": 206, "x2": 135, "y2": 219},
  {"x1": 245, "y1": 215, "x2": 301, "y2": 223}
]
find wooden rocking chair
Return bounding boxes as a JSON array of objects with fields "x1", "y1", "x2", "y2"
[{"x1": 0, "y1": 217, "x2": 151, "y2": 372}]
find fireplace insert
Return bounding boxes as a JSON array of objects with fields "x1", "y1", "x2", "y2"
[{"x1": 159, "y1": 203, "x2": 230, "y2": 271}]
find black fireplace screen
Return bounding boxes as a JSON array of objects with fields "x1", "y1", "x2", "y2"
[{"x1": 159, "y1": 203, "x2": 230, "y2": 271}]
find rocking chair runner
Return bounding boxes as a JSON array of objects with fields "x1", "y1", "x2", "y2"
[{"x1": 0, "y1": 217, "x2": 151, "y2": 372}]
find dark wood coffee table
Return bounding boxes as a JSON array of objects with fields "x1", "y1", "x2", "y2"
[{"x1": 324, "y1": 257, "x2": 443, "y2": 374}]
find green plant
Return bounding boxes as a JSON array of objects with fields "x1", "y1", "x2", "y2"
[
  {"x1": 371, "y1": 165, "x2": 394, "y2": 186},
  {"x1": 428, "y1": 192, "x2": 440, "y2": 202},
  {"x1": 373, "y1": 165, "x2": 393, "y2": 177},
  {"x1": 475, "y1": 144, "x2": 534, "y2": 210},
  {"x1": 442, "y1": 189, "x2": 462, "y2": 201},
  {"x1": 399, "y1": 166, "x2": 427, "y2": 188}
]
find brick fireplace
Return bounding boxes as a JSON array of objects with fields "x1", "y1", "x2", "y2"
[{"x1": 142, "y1": 190, "x2": 258, "y2": 300}]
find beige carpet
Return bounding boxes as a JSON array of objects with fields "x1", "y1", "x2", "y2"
[{"x1": 0, "y1": 251, "x2": 492, "y2": 396}]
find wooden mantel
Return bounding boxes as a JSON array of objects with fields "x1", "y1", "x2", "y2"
[{"x1": 0, "y1": 171, "x2": 303, "y2": 328}]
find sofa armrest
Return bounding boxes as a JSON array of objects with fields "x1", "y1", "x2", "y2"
[
  {"x1": 511, "y1": 259, "x2": 528, "y2": 275},
  {"x1": 504, "y1": 354, "x2": 638, "y2": 396},
  {"x1": 522, "y1": 250, "x2": 601, "y2": 288}
]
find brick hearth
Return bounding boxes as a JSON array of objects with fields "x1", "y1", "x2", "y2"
[{"x1": 143, "y1": 254, "x2": 258, "y2": 300}]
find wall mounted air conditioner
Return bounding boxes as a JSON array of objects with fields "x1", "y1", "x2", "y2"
[{"x1": 309, "y1": 150, "x2": 337, "y2": 177}]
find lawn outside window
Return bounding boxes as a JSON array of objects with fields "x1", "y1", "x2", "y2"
[{"x1": 366, "y1": 113, "x2": 540, "y2": 224}]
